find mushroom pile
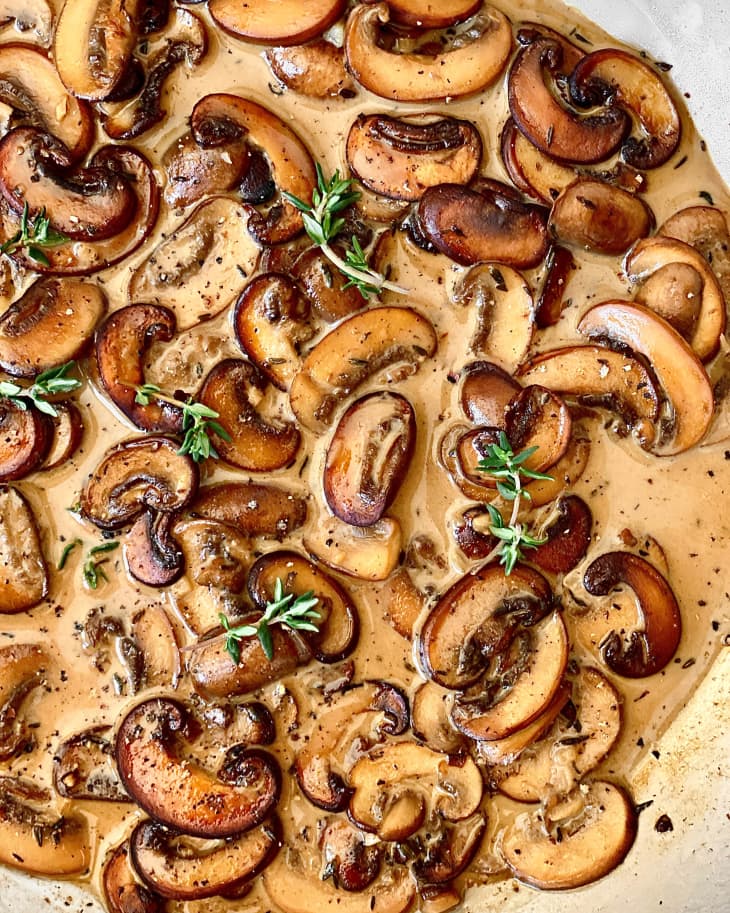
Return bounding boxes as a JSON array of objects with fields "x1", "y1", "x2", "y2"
[{"x1": 0, "y1": 1, "x2": 727, "y2": 912}]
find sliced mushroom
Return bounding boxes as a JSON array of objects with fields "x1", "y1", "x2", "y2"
[
  {"x1": 131, "y1": 817, "x2": 281, "y2": 899},
  {"x1": 460, "y1": 361, "x2": 521, "y2": 427},
  {"x1": 0, "y1": 485, "x2": 48, "y2": 612},
  {"x1": 124, "y1": 509, "x2": 184, "y2": 587},
  {"x1": 80, "y1": 436, "x2": 198, "y2": 530},
  {"x1": 0, "y1": 44, "x2": 94, "y2": 163},
  {"x1": 535, "y1": 245, "x2": 577, "y2": 328},
  {"x1": 348, "y1": 741, "x2": 483, "y2": 840},
  {"x1": 501, "y1": 780, "x2": 637, "y2": 889},
  {"x1": 53, "y1": 727, "x2": 128, "y2": 802},
  {"x1": 578, "y1": 301, "x2": 714, "y2": 454},
  {"x1": 549, "y1": 178, "x2": 653, "y2": 255},
  {"x1": 129, "y1": 196, "x2": 260, "y2": 331},
  {"x1": 0, "y1": 0, "x2": 52, "y2": 45},
  {"x1": 660, "y1": 205, "x2": 730, "y2": 306},
  {"x1": 531, "y1": 495, "x2": 592, "y2": 575},
  {"x1": 198, "y1": 358, "x2": 301, "y2": 471},
  {"x1": 500, "y1": 117, "x2": 580, "y2": 205},
  {"x1": 319, "y1": 818, "x2": 381, "y2": 891},
  {"x1": 499, "y1": 666, "x2": 621, "y2": 801},
  {"x1": 633, "y1": 262, "x2": 703, "y2": 340},
  {"x1": 517, "y1": 344, "x2": 660, "y2": 448},
  {"x1": 505, "y1": 385, "x2": 572, "y2": 473},
  {"x1": 249, "y1": 551, "x2": 359, "y2": 663},
  {"x1": 291, "y1": 247, "x2": 367, "y2": 323},
  {"x1": 95, "y1": 304, "x2": 183, "y2": 433},
  {"x1": 209, "y1": 0, "x2": 345, "y2": 44},
  {"x1": 233, "y1": 273, "x2": 314, "y2": 391},
  {"x1": 346, "y1": 114, "x2": 482, "y2": 202},
  {"x1": 570, "y1": 48, "x2": 681, "y2": 169},
  {"x1": 508, "y1": 31, "x2": 628, "y2": 164},
  {"x1": 419, "y1": 564, "x2": 554, "y2": 690},
  {"x1": 305, "y1": 515, "x2": 402, "y2": 581},
  {"x1": 324, "y1": 391, "x2": 416, "y2": 527},
  {"x1": 129, "y1": 605, "x2": 181, "y2": 689},
  {"x1": 191, "y1": 94, "x2": 317, "y2": 245},
  {"x1": 0, "y1": 776, "x2": 90, "y2": 875},
  {"x1": 265, "y1": 40, "x2": 355, "y2": 99},
  {"x1": 0, "y1": 399, "x2": 52, "y2": 481},
  {"x1": 452, "y1": 506, "x2": 498, "y2": 561},
  {"x1": 583, "y1": 551, "x2": 681, "y2": 677},
  {"x1": 388, "y1": 0, "x2": 480, "y2": 28},
  {"x1": 0, "y1": 643, "x2": 48, "y2": 760},
  {"x1": 378, "y1": 567, "x2": 425, "y2": 640},
  {"x1": 102, "y1": 842, "x2": 164, "y2": 913},
  {"x1": 412, "y1": 813, "x2": 486, "y2": 886},
  {"x1": 102, "y1": 9, "x2": 208, "y2": 140},
  {"x1": 289, "y1": 306, "x2": 437, "y2": 433},
  {"x1": 417, "y1": 182, "x2": 548, "y2": 268},
  {"x1": 411, "y1": 681, "x2": 466, "y2": 754},
  {"x1": 191, "y1": 481, "x2": 307, "y2": 541},
  {"x1": 345, "y1": 2, "x2": 512, "y2": 102},
  {"x1": 295, "y1": 680, "x2": 408, "y2": 811},
  {"x1": 524, "y1": 433, "x2": 591, "y2": 507},
  {"x1": 162, "y1": 130, "x2": 250, "y2": 209},
  {"x1": 115, "y1": 698, "x2": 281, "y2": 838},
  {"x1": 624, "y1": 236, "x2": 726, "y2": 362}
]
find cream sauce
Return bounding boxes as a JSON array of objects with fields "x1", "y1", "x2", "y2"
[{"x1": 0, "y1": 0, "x2": 729, "y2": 911}]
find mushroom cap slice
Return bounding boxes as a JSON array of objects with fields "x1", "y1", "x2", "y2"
[
  {"x1": 191, "y1": 481, "x2": 307, "y2": 540},
  {"x1": 345, "y1": 2, "x2": 512, "y2": 102},
  {"x1": 0, "y1": 486, "x2": 48, "y2": 612},
  {"x1": 162, "y1": 130, "x2": 250, "y2": 209},
  {"x1": 289, "y1": 306, "x2": 437, "y2": 433},
  {"x1": 209, "y1": 0, "x2": 346, "y2": 45},
  {"x1": 115, "y1": 698, "x2": 281, "y2": 838},
  {"x1": 388, "y1": 0, "x2": 480, "y2": 28},
  {"x1": 102, "y1": 841, "x2": 164, "y2": 913},
  {"x1": 501, "y1": 780, "x2": 637, "y2": 889},
  {"x1": 660, "y1": 205, "x2": 730, "y2": 307},
  {"x1": 0, "y1": 399, "x2": 53, "y2": 481},
  {"x1": 0, "y1": 0, "x2": 52, "y2": 45},
  {"x1": 305, "y1": 515, "x2": 402, "y2": 582},
  {"x1": 265, "y1": 40, "x2": 355, "y2": 99},
  {"x1": 531, "y1": 495, "x2": 593, "y2": 575},
  {"x1": 577, "y1": 300, "x2": 714, "y2": 455},
  {"x1": 460, "y1": 360, "x2": 521, "y2": 427},
  {"x1": 0, "y1": 643, "x2": 49, "y2": 760}
]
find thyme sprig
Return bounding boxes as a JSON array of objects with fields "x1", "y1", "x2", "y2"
[
  {"x1": 0, "y1": 362, "x2": 82, "y2": 417},
  {"x1": 282, "y1": 164, "x2": 407, "y2": 299},
  {"x1": 82, "y1": 541, "x2": 119, "y2": 589},
  {"x1": 57, "y1": 538, "x2": 82, "y2": 571},
  {"x1": 0, "y1": 203, "x2": 69, "y2": 266},
  {"x1": 134, "y1": 383, "x2": 231, "y2": 463},
  {"x1": 477, "y1": 432, "x2": 553, "y2": 575}
]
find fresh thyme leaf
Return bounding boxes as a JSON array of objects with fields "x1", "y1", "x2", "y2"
[
  {"x1": 219, "y1": 582, "x2": 321, "y2": 665},
  {"x1": 82, "y1": 541, "x2": 119, "y2": 589},
  {"x1": 281, "y1": 167, "x2": 407, "y2": 299},
  {"x1": 486, "y1": 505, "x2": 547, "y2": 575},
  {"x1": 0, "y1": 203, "x2": 69, "y2": 261},
  {"x1": 0, "y1": 361, "x2": 82, "y2": 418},
  {"x1": 57, "y1": 538, "x2": 82, "y2": 570},
  {"x1": 133, "y1": 385, "x2": 231, "y2": 463}
]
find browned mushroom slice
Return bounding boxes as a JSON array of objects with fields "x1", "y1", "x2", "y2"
[
  {"x1": 249, "y1": 551, "x2": 359, "y2": 663},
  {"x1": 233, "y1": 273, "x2": 314, "y2": 392},
  {"x1": 508, "y1": 33, "x2": 628, "y2": 164},
  {"x1": 419, "y1": 564, "x2": 554, "y2": 690},
  {"x1": 265, "y1": 40, "x2": 355, "y2": 99},
  {"x1": 129, "y1": 196, "x2": 259, "y2": 331},
  {"x1": 324, "y1": 392, "x2": 415, "y2": 528},
  {"x1": 129, "y1": 604, "x2": 181, "y2": 689},
  {"x1": 411, "y1": 681, "x2": 466, "y2": 754},
  {"x1": 413, "y1": 813, "x2": 486, "y2": 886},
  {"x1": 80, "y1": 436, "x2": 198, "y2": 531},
  {"x1": 198, "y1": 358, "x2": 300, "y2": 471},
  {"x1": 15, "y1": 145, "x2": 160, "y2": 276},
  {"x1": 53, "y1": 0, "x2": 141, "y2": 100},
  {"x1": 660, "y1": 205, "x2": 730, "y2": 306},
  {"x1": 346, "y1": 114, "x2": 482, "y2": 202},
  {"x1": 505, "y1": 385, "x2": 572, "y2": 473},
  {"x1": 459, "y1": 361, "x2": 520, "y2": 427},
  {"x1": 499, "y1": 666, "x2": 621, "y2": 801},
  {"x1": 549, "y1": 178, "x2": 653, "y2": 255},
  {"x1": 578, "y1": 301, "x2": 714, "y2": 455},
  {"x1": 535, "y1": 245, "x2": 576, "y2": 328},
  {"x1": 0, "y1": 0, "x2": 52, "y2": 44},
  {"x1": 0, "y1": 399, "x2": 52, "y2": 481},
  {"x1": 131, "y1": 817, "x2": 280, "y2": 899},
  {"x1": 348, "y1": 741, "x2": 483, "y2": 840},
  {"x1": 500, "y1": 117, "x2": 579, "y2": 204},
  {"x1": 102, "y1": 10, "x2": 207, "y2": 140},
  {"x1": 116, "y1": 698, "x2": 281, "y2": 838},
  {"x1": 0, "y1": 486, "x2": 48, "y2": 612},
  {"x1": 103, "y1": 842, "x2": 164, "y2": 913},
  {"x1": 209, "y1": 0, "x2": 344, "y2": 44},
  {"x1": 524, "y1": 433, "x2": 591, "y2": 507},
  {"x1": 290, "y1": 306, "x2": 437, "y2": 433},
  {"x1": 378, "y1": 567, "x2": 425, "y2": 640},
  {"x1": 531, "y1": 495, "x2": 592, "y2": 575},
  {"x1": 319, "y1": 818, "x2": 381, "y2": 891},
  {"x1": 191, "y1": 94, "x2": 317, "y2": 245},
  {"x1": 452, "y1": 264, "x2": 535, "y2": 369},
  {"x1": 124, "y1": 510, "x2": 184, "y2": 587},
  {"x1": 162, "y1": 130, "x2": 250, "y2": 209},
  {"x1": 345, "y1": 2, "x2": 512, "y2": 102},
  {"x1": 95, "y1": 304, "x2": 183, "y2": 434},
  {"x1": 0, "y1": 128, "x2": 136, "y2": 240},
  {"x1": 624, "y1": 236, "x2": 726, "y2": 362},
  {"x1": 0, "y1": 776, "x2": 91, "y2": 875},
  {"x1": 417, "y1": 183, "x2": 548, "y2": 268},
  {"x1": 570, "y1": 48, "x2": 681, "y2": 169},
  {"x1": 305, "y1": 515, "x2": 402, "y2": 581},
  {"x1": 450, "y1": 611, "x2": 569, "y2": 741},
  {"x1": 633, "y1": 262, "x2": 703, "y2": 339},
  {"x1": 0, "y1": 44, "x2": 94, "y2": 163},
  {"x1": 517, "y1": 344, "x2": 660, "y2": 448},
  {"x1": 191, "y1": 481, "x2": 307, "y2": 540},
  {"x1": 295, "y1": 681, "x2": 408, "y2": 811},
  {"x1": 452, "y1": 506, "x2": 498, "y2": 561},
  {"x1": 0, "y1": 643, "x2": 48, "y2": 760},
  {"x1": 501, "y1": 781, "x2": 637, "y2": 889},
  {"x1": 0, "y1": 279, "x2": 104, "y2": 378},
  {"x1": 388, "y1": 0, "x2": 480, "y2": 28},
  {"x1": 53, "y1": 727, "x2": 128, "y2": 801},
  {"x1": 454, "y1": 426, "x2": 501, "y2": 487},
  {"x1": 583, "y1": 551, "x2": 681, "y2": 677},
  {"x1": 291, "y1": 247, "x2": 366, "y2": 323}
]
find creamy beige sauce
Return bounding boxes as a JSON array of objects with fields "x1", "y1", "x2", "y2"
[{"x1": 0, "y1": 1, "x2": 729, "y2": 912}]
